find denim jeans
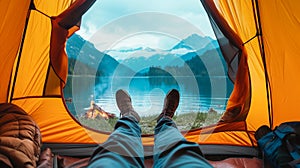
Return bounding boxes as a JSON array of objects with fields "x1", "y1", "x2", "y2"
[{"x1": 88, "y1": 116, "x2": 212, "y2": 168}]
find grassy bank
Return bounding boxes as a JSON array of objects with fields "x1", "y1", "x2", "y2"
[{"x1": 77, "y1": 110, "x2": 223, "y2": 134}]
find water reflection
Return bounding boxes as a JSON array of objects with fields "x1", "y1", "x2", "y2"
[{"x1": 64, "y1": 75, "x2": 233, "y2": 117}]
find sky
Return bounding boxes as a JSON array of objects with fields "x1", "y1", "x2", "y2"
[{"x1": 77, "y1": 0, "x2": 216, "y2": 52}]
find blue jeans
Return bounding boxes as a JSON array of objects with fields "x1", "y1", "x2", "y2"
[{"x1": 88, "y1": 116, "x2": 212, "y2": 168}]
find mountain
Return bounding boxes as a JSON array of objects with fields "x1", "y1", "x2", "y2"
[
  {"x1": 180, "y1": 40, "x2": 219, "y2": 61},
  {"x1": 65, "y1": 33, "x2": 224, "y2": 78},
  {"x1": 106, "y1": 46, "x2": 185, "y2": 72},
  {"x1": 184, "y1": 47, "x2": 226, "y2": 76},
  {"x1": 66, "y1": 34, "x2": 134, "y2": 77},
  {"x1": 120, "y1": 53, "x2": 183, "y2": 73},
  {"x1": 112, "y1": 34, "x2": 219, "y2": 72},
  {"x1": 171, "y1": 33, "x2": 215, "y2": 51},
  {"x1": 106, "y1": 46, "x2": 165, "y2": 61}
]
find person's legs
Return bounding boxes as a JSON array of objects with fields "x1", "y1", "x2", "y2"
[
  {"x1": 88, "y1": 116, "x2": 144, "y2": 168},
  {"x1": 88, "y1": 90, "x2": 144, "y2": 168},
  {"x1": 153, "y1": 89, "x2": 212, "y2": 168},
  {"x1": 153, "y1": 117, "x2": 212, "y2": 168}
]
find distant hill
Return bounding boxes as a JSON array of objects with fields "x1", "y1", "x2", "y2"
[
  {"x1": 180, "y1": 40, "x2": 219, "y2": 61},
  {"x1": 171, "y1": 33, "x2": 215, "y2": 51},
  {"x1": 65, "y1": 33, "x2": 227, "y2": 78},
  {"x1": 66, "y1": 33, "x2": 135, "y2": 77},
  {"x1": 184, "y1": 47, "x2": 226, "y2": 76},
  {"x1": 111, "y1": 33, "x2": 219, "y2": 72},
  {"x1": 120, "y1": 53, "x2": 183, "y2": 73}
]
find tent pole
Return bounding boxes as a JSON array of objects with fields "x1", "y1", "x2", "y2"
[
  {"x1": 252, "y1": 0, "x2": 273, "y2": 128},
  {"x1": 9, "y1": 0, "x2": 34, "y2": 103}
]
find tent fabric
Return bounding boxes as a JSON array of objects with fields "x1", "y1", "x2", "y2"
[
  {"x1": 50, "y1": 0, "x2": 96, "y2": 85},
  {"x1": 258, "y1": 0, "x2": 300, "y2": 127},
  {"x1": 201, "y1": 0, "x2": 252, "y2": 123},
  {"x1": 212, "y1": 0, "x2": 269, "y2": 133},
  {"x1": 1, "y1": 0, "x2": 300, "y2": 157},
  {"x1": 6, "y1": 0, "x2": 105, "y2": 144},
  {"x1": 213, "y1": 0, "x2": 300, "y2": 128},
  {"x1": 0, "y1": 0, "x2": 31, "y2": 103}
]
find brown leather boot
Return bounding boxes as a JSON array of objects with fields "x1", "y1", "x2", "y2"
[
  {"x1": 157, "y1": 89, "x2": 180, "y2": 122},
  {"x1": 116, "y1": 89, "x2": 140, "y2": 122}
]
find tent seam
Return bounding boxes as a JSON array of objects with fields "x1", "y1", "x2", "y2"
[
  {"x1": 43, "y1": 62, "x2": 51, "y2": 96},
  {"x1": 253, "y1": 0, "x2": 273, "y2": 128},
  {"x1": 242, "y1": 32, "x2": 260, "y2": 46},
  {"x1": 12, "y1": 95, "x2": 62, "y2": 101},
  {"x1": 9, "y1": 6, "x2": 32, "y2": 103}
]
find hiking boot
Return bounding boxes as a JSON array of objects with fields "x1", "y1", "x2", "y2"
[
  {"x1": 157, "y1": 89, "x2": 180, "y2": 122},
  {"x1": 116, "y1": 89, "x2": 140, "y2": 122}
]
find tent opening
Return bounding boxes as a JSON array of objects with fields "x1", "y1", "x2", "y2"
[{"x1": 63, "y1": 0, "x2": 234, "y2": 134}]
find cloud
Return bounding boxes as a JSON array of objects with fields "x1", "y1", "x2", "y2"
[
  {"x1": 112, "y1": 33, "x2": 166, "y2": 49},
  {"x1": 78, "y1": 0, "x2": 215, "y2": 50},
  {"x1": 78, "y1": 20, "x2": 98, "y2": 39},
  {"x1": 87, "y1": 12, "x2": 208, "y2": 51}
]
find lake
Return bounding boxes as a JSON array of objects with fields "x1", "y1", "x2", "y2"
[{"x1": 64, "y1": 75, "x2": 233, "y2": 117}]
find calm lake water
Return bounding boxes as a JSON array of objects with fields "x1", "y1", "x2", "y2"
[{"x1": 64, "y1": 76, "x2": 233, "y2": 117}]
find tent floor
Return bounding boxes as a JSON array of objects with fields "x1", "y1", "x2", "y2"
[{"x1": 37, "y1": 148, "x2": 264, "y2": 168}]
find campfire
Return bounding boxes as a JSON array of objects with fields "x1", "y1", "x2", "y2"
[{"x1": 85, "y1": 101, "x2": 116, "y2": 120}]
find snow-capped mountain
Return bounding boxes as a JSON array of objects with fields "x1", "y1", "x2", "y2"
[
  {"x1": 171, "y1": 33, "x2": 214, "y2": 51},
  {"x1": 104, "y1": 33, "x2": 218, "y2": 72},
  {"x1": 119, "y1": 53, "x2": 183, "y2": 73},
  {"x1": 105, "y1": 46, "x2": 165, "y2": 60},
  {"x1": 65, "y1": 33, "x2": 225, "y2": 80}
]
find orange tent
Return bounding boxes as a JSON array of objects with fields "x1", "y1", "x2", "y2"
[{"x1": 1, "y1": 0, "x2": 300, "y2": 158}]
